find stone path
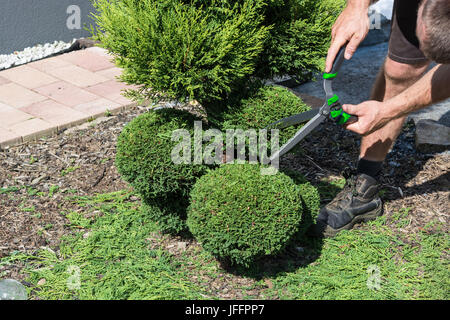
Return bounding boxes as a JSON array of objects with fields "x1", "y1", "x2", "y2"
[{"x1": 0, "y1": 47, "x2": 136, "y2": 149}]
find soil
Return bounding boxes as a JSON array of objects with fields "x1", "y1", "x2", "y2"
[{"x1": 0, "y1": 102, "x2": 448, "y2": 297}]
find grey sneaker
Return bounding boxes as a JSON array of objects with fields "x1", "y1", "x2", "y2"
[{"x1": 309, "y1": 173, "x2": 383, "y2": 238}]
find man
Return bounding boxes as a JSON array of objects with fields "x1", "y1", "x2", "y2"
[{"x1": 311, "y1": 0, "x2": 450, "y2": 237}]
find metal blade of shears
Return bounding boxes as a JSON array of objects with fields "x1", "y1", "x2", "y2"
[
  {"x1": 265, "y1": 108, "x2": 320, "y2": 130},
  {"x1": 269, "y1": 112, "x2": 326, "y2": 162}
]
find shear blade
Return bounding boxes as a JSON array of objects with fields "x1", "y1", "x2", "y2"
[
  {"x1": 269, "y1": 113, "x2": 326, "y2": 161},
  {"x1": 265, "y1": 108, "x2": 320, "y2": 130}
]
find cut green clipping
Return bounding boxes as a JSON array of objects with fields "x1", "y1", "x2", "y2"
[
  {"x1": 323, "y1": 72, "x2": 338, "y2": 79},
  {"x1": 327, "y1": 94, "x2": 339, "y2": 106}
]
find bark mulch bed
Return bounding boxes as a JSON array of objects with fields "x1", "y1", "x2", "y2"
[{"x1": 0, "y1": 102, "x2": 448, "y2": 287}]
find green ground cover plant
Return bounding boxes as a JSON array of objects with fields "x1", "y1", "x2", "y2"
[
  {"x1": 3, "y1": 188, "x2": 446, "y2": 300},
  {"x1": 15, "y1": 191, "x2": 206, "y2": 300}
]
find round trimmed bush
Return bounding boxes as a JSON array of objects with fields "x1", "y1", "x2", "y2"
[
  {"x1": 280, "y1": 168, "x2": 320, "y2": 234},
  {"x1": 116, "y1": 108, "x2": 210, "y2": 201},
  {"x1": 187, "y1": 163, "x2": 306, "y2": 266},
  {"x1": 220, "y1": 85, "x2": 312, "y2": 147}
]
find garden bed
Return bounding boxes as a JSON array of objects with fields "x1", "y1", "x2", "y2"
[{"x1": 0, "y1": 101, "x2": 448, "y2": 299}]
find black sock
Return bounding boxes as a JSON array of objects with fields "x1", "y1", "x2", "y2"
[{"x1": 357, "y1": 158, "x2": 383, "y2": 179}]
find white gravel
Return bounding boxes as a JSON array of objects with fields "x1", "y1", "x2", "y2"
[{"x1": 0, "y1": 39, "x2": 77, "y2": 71}]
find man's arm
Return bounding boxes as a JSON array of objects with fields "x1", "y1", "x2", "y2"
[
  {"x1": 325, "y1": 0, "x2": 373, "y2": 72},
  {"x1": 343, "y1": 64, "x2": 450, "y2": 135}
]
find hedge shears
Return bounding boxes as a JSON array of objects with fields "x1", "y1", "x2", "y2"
[{"x1": 268, "y1": 45, "x2": 357, "y2": 162}]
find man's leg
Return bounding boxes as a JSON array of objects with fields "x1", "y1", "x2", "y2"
[
  {"x1": 308, "y1": 0, "x2": 433, "y2": 238},
  {"x1": 360, "y1": 57, "x2": 430, "y2": 162},
  {"x1": 309, "y1": 58, "x2": 430, "y2": 238}
]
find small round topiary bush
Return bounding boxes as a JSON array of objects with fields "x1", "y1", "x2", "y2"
[
  {"x1": 220, "y1": 85, "x2": 312, "y2": 147},
  {"x1": 116, "y1": 108, "x2": 210, "y2": 201},
  {"x1": 187, "y1": 163, "x2": 307, "y2": 267},
  {"x1": 280, "y1": 168, "x2": 321, "y2": 234}
]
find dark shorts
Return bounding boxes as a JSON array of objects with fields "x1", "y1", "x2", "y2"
[{"x1": 388, "y1": 0, "x2": 429, "y2": 64}]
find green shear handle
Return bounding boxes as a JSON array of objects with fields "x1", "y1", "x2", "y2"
[{"x1": 323, "y1": 45, "x2": 358, "y2": 125}]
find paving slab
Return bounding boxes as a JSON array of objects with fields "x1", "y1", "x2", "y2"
[
  {"x1": 0, "y1": 127, "x2": 22, "y2": 149},
  {"x1": 0, "y1": 47, "x2": 137, "y2": 149},
  {"x1": 0, "y1": 76, "x2": 12, "y2": 85},
  {"x1": 8, "y1": 118, "x2": 56, "y2": 142},
  {"x1": 29, "y1": 56, "x2": 73, "y2": 73},
  {"x1": 0, "y1": 103, "x2": 34, "y2": 128},
  {"x1": 95, "y1": 67, "x2": 124, "y2": 81},
  {"x1": 0, "y1": 65, "x2": 58, "y2": 89},
  {"x1": 46, "y1": 64, "x2": 109, "y2": 88},
  {"x1": 19, "y1": 99, "x2": 89, "y2": 130},
  {"x1": 72, "y1": 98, "x2": 122, "y2": 118},
  {"x1": 34, "y1": 80, "x2": 99, "y2": 107},
  {"x1": 0, "y1": 82, "x2": 47, "y2": 108},
  {"x1": 59, "y1": 49, "x2": 115, "y2": 72}
]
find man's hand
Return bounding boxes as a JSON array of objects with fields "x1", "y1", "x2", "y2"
[
  {"x1": 325, "y1": 2, "x2": 371, "y2": 73},
  {"x1": 342, "y1": 101, "x2": 390, "y2": 136}
]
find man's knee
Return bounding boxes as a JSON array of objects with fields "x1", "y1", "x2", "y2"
[{"x1": 383, "y1": 57, "x2": 430, "y2": 84}]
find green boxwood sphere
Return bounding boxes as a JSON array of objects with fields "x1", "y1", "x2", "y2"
[
  {"x1": 187, "y1": 163, "x2": 306, "y2": 266},
  {"x1": 116, "y1": 108, "x2": 210, "y2": 201},
  {"x1": 221, "y1": 85, "x2": 312, "y2": 147}
]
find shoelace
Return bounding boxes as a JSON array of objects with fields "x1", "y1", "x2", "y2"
[{"x1": 333, "y1": 176, "x2": 360, "y2": 210}]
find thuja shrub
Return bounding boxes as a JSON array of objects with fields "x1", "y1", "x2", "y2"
[
  {"x1": 90, "y1": 0, "x2": 269, "y2": 105},
  {"x1": 190, "y1": 0, "x2": 346, "y2": 81},
  {"x1": 255, "y1": 0, "x2": 346, "y2": 80},
  {"x1": 116, "y1": 108, "x2": 209, "y2": 201},
  {"x1": 90, "y1": 0, "x2": 343, "y2": 106},
  {"x1": 220, "y1": 85, "x2": 311, "y2": 148},
  {"x1": 187, "y1": 163, "x2": 311, "y2": 267}
]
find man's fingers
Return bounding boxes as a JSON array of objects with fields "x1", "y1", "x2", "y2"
[
  {"x1": 325, "y1": 38, "x2": 347, "y2": 73},
  {"x1": 343, "y1": 121, "x2": 361, "y2": 134},
  {"x1": 344, "y1": 35, "x2": 361, "y2": 60},
  {"x1": 342, "y1": 104, "x2": 359, "y2": 115}
]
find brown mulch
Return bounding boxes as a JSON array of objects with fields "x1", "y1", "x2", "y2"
[
  {"x1": 281, "y1": 118, "x2": 449, "y2": 236},
  {"x1": 0, "y1": 107, "x2": 147, "y2": 258},
  {"x1": 0, "y1": 101, "x2": 448, "y2": 287}
]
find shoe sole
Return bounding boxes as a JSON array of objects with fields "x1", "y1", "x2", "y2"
[
  {"x1": 308, "y1": 201, "x2": 384, "y2": 239},
  {"x1": 321, "y1": 202, "x2": 384, "y2": 238}
]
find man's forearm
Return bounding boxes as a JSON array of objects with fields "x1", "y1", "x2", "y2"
[
  {"x1": 384, "y1": 64, "x2": 450, "y2": 120},
  {"x1": 346, "y1": 0, "x2": 378, "y2": 9},
  {"x1": 346, "y1": 0, "x2": 372, "y2": 10}
]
